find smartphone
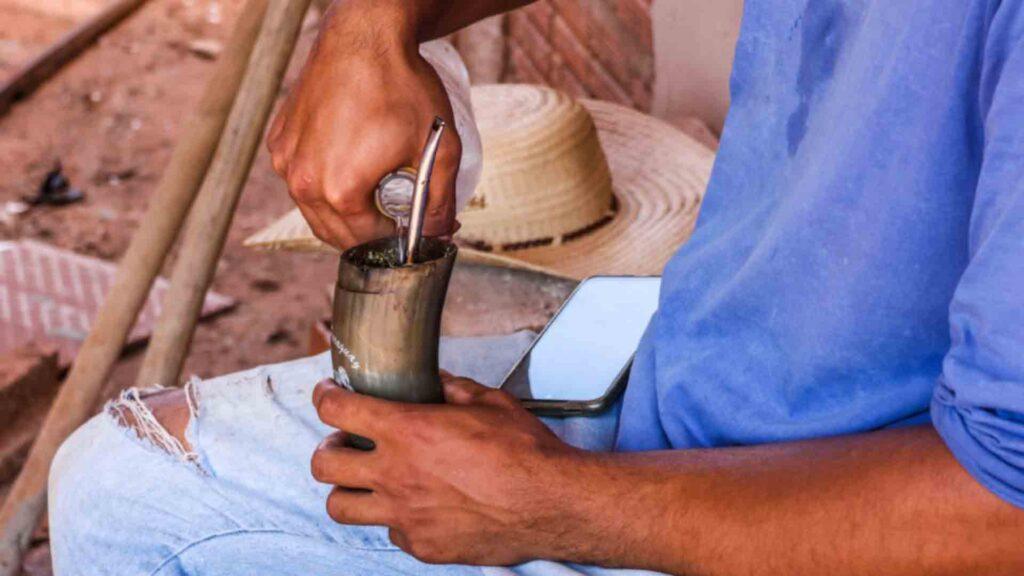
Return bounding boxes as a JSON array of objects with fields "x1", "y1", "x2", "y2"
[{"x1": 500, "y1": 276, "x2": 661, "y2": 416}]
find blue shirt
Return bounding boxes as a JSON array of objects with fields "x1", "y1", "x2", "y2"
[{"x1": 617, "y1": 0, "x2": 1024, "y2": 509}]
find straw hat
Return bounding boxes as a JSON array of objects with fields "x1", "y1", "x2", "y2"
[{"x1": 245, "y1": 84, "x2": 714, "y2": 279}]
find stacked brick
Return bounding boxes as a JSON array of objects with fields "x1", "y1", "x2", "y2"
[{"x1": 505, "y1": 0, "x2": 654, "y2": 112}]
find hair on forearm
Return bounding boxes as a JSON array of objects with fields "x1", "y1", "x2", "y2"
[{"x1": 414, "y1": 0, "x2": 536, "y2": 41}]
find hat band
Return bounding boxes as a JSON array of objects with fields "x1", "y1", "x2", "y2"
[{"x1": 458, "y1": 195, "x2": 619, "y2": 253}]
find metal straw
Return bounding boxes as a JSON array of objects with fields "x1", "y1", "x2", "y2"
[{"x1": 405, "y1": 117, "x2": 446, "y2": 265}]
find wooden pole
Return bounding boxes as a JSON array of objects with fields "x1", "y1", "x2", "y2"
[
  {"x1": 0, "y1": 0, "x2": 148, "y2": 116},
  {"x1": 0, "y1": 0, "x2": 270, "y2": 571},
  {"x1": 135, "y1": 0, "x2": 313, "y2": 388}
]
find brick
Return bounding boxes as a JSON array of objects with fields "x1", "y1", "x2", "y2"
[
  {"x1": 550, "y1": 15, "x2": 634, "y2": 106},
  {"x1": 508, "y1": 44, "x2": 547, "y2": 85},
  {"x1": 549, "y1": 0, "x2": 651, "y2": 95},
  {"x1": 547, "y1": 55, "x2": 590, "y2": 100},
  {"x1": 630, "y1": 78, "x2": 652, "y2": 110},
  {"x1": 611, "y1": 0, "x2": 653, "y2": 56},
  {"x1": 523, "y1": 1, "x2": 555, "y2": 32},
  {"x1": 503, "y1": 0, "x2": 654, "y2": 110},
  {"x1": 508, "y1": 11, "x2": 554, "y2": 76}
]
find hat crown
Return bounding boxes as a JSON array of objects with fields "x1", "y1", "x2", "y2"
[{"x1": 459, "y1": 85, "x2": 614, "y2": 250}]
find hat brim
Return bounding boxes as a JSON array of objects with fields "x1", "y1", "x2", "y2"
[{"x1": 244, "y1": 98, "x2": 714, "y2": 280}]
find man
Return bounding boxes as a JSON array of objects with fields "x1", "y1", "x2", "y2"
[{"x1": 49, "y1": 0, "x2": 1024, "y2": 574}]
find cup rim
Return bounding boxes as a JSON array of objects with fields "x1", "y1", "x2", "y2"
[{"x1": 341, "y1": 236, "x2": 457, "y2": 270}]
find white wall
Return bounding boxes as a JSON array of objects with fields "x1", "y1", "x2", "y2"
[{"x1": 651, "y1": 0, "x2": 743, "y2": 134}]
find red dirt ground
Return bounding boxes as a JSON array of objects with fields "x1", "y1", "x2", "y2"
[
  {"x1": 0, "y1": 0, "x2": 339, "y2": 397},
  {"x1": 1, "y1": 1, "x2": 574, "y2": 572},
  {"x1": 1, "y1": 2, "x2": 329, "y2": 571}
]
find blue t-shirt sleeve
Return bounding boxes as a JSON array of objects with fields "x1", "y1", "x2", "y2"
[{"x1": 931, "y1": 9, "x2": 1024, "y2": 510}]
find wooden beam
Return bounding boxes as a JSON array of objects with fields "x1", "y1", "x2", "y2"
[
  {"x1": 136, "y1": 0, "x2": 314, "y2": 388},
  {"x1": 0, "y1": 0, "x2": 148, "y2": 116},
  {"x1": 0, "y1": 0, "x2": 271, "y2": 570}
]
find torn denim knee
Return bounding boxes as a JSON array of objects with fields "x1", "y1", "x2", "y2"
[{"x1": 107, "y1": 378, "x2": 203, "y2": 472}]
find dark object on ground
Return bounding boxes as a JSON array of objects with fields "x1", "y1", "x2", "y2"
[
  {"x1": 25, "y1": 163, "x2": 83, "y2": 206},
  {"x1": 0, "y1": 0, "x2": 274, "y2": 562},
  {"x1": 0, "y1": 0, "x2": 149, "y2": 116}
]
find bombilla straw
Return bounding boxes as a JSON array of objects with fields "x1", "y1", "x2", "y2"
[{"x1": 405, "y1": 117, "x2": 446, "y2": 265}]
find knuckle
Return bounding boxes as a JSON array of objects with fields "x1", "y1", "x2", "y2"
[
  {"x1": 404, "y1": 538, "x2": 430, "y2": 561},
  {"x1": 516, "y1": 429, "x2": 546, "y2": 452},
  {"x1": 286, "y1": 181, "x2": 310, "y2": 203},
  {"x1": 395, "y1": 476, "x2": 422, "y2": 499},
  {"x1": 426, "y1": 194, "x2": 453, "y2": 218},
  {"x1": 388, "y1": 528, "x2": 411, "y2": 552},
  {"x1": 271, "y1": 155, "x2": 287, "y2": 177},
  {"x1": 309, "y1": 449, "x2": 332, "y2": 482},
  {"x1": 492, "y1": 388, "x2": 518, "y2": 407},
  {"x1": 309, "y1": 224, "x2": 329, "y2": 241},
  {"x1": 385, "y1": 469, "x2": 425, "y2": 501},
  {"x1": 302, "y1": 220, "x2": 333, "y2": 244},
  {"x1": 266, "y1": 131, "x2": 281, "y2": 153},
  {"x1": 323, "y1": 185, "x2": 364, "y2": 215},
  {"x1": 408, "y1": 540, "x2": 447, "y2": 564},
  {"x1": 286, "y1": 164, "x2": 319, "y2": 198},
  {"x1": 325, "y1": 492, "x2": 345, "y2": 523},
  {"x1": 309, "y1": 225, "x2": 332, "y2": 244}
]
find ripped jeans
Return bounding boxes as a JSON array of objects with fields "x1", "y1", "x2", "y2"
[{"x1": 48, "y1": 333, "x2": 660, "y2": 576}]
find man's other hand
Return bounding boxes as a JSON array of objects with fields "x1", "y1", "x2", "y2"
[
  {"x1": 267, "y1": 1, "x2": 461, "y2": 250},
  {"x1": 311, "y1": 373, "x2": 583, "y2": 566}
]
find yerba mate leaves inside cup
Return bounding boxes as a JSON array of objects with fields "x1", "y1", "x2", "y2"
[{"x1": 343, "y1": 237, "x2": 455, "y2": 269}]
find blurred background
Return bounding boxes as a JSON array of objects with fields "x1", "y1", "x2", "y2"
[
  {"x1": 0, "y1": 1, "x2": 740, "y2": 573},
  {"x1": 0, "y1": 0, "x2": 740, "y2": 386}
]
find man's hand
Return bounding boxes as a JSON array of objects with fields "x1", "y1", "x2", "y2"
[
  {"x1": 311, "y1": 373, "x2": 584, "y2": 565},
  {"x1": 267, "y1": 1, "x2": 462, "y2": 249},
  {"x1": 312, "y1": 373, "x2": 1024, "y2": 574}
]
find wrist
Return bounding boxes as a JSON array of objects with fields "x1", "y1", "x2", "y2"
[
  {"x1": 320, "y1": 0, "x2": 419, "y2": 55},
  {"x1": 525, "y1": 449, "x2": 623, "y2": 562},
  {"x1": 535, "y1": 450, "x2": 683, "y2": 570}
]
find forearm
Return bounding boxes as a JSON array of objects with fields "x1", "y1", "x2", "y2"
[
  {"x1": 327, "y1": 0, "x2": 533, "y2": 46},
  {"x1": 406, "y1": 0, "x2": 535, "y2": 41},
  {"x1": 554, "y1": 426, "x2": 1024, "y2": 575}
]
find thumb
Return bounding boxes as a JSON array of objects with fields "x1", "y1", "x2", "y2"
[{"x1": 441, "y1": 372, "x2": 505, "y2": 407}]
